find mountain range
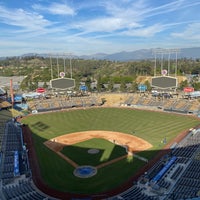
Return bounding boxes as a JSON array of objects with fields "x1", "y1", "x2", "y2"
[{"x1": 21, "y1": 47, "x2": 200, "y2": 61}]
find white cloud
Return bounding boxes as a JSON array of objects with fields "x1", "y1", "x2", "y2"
[
  {"x1": 70, "y1": 0, "x2": 190, "y2": 37},
  {"x1": 1, "y1": 0, "x2": 200, "y2": 56},
  {"x1": 138, "y1": 0, "x2": 200, "y2": 19},
  {"x1": 103, "y1": 0, "x2": 148, "y2": 17},
  {"x1": 70, "y1": 0, "x2": 146, "y2": 34},
  {"x1": 122, "y1": 23, "x2": 166, "y2": 37},
  {"x1": 32, "y1": 2, "x2": 75, "y2": 16},
  {"x1": 171, "y1": 23, "x2": 200, "y2": 40},
  {"x1": 73, "y1": 17, "x2": 139, "y2": 33},
  {"x1": 0, "y1": 5, "x2": 51, "y2": 31}
]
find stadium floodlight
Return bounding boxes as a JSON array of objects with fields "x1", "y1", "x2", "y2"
[
  {"x1": 152, "y1": 48, "x2": 180, "y2": 77},
  {"x1": 151, "y1": 48, "x2": 180, "y2": 90},
  {"x1": 49, "y1": 53, "x2": 53, "y2": 80},
  {"x1": 49, "y1": 52, "x2": 75, "y2": 91}
]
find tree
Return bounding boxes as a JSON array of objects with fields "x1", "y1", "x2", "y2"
[
  {"x1": 192, "y1": 79, "x2": 200, "y2": 90},
  {"x1": 97, "y1": 75, "x2": 103, "y2": 92},
  {"x1": 20, "y1": 77, "x2": 29, "y2": 91},
  {"x1": 179, "y1": 80, "x2": 188, "y2": 90},
  {"x1": 130, "y1": 81, "x2": 138, "y2": 93},
  {"x1": 144, "y1": 80, "x2": 151, "y2": 91},
  {"x1": 108, "y1": 79, "x2": 114, "y2": 92},
  {"x1": 85, "y1": 77, "x2": 92, "y2": 92},
  {"x1": 120, "y1": 80, "x2": 127, "y2": 92},
  {"x1": 43, "y1": 82, "x2": 48, "y2": 89},
  {"x1": 29, "y1": 81, "x2": 38, "y2": 91}
]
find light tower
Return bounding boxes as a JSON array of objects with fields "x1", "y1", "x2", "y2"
[
  {"x1": 151, "y1": 48, "x2": 180, "y2": 90},
  {"x1": 49, "y1": 53, "x2": 75, "y2": 92}
]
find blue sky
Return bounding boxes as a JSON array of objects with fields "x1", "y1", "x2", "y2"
[{"x1": 0, "y1": 0, "x2": 200, "y2": 56}]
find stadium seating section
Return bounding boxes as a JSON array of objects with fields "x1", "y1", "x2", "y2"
[{"x1": 0, "y1": 93, "x2": 200, "y2": 199}]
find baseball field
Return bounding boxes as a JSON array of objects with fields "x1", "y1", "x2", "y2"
[{"x1": 21, "y1": 107, "x2": 200, "y2": 195}]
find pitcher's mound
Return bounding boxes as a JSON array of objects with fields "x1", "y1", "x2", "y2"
[{"x1": 88, "y1": 149, "x2": 100, "y2": 154}]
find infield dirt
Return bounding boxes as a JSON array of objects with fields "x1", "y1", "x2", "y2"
[{"x1": 44, "y1": 130, "x2": 152, "y2": 168}]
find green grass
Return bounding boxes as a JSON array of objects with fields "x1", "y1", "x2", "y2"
[
  {"x1": 61, "y1": 138, "x2": 127, "y2": 166},
  {"x1": 22, "y1": 107, "x2": 200, "y2": 194}
]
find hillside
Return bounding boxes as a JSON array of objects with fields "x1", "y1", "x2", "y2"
[
  {"x1": 19, "y1": 47, "x2": 200, "y2": 61},
  {"x1": 136, "y1": 76, "x2": 187, "y2": 84},
  {"x1": 0, "y1": 55, "x2": 199, "y2": 92}
]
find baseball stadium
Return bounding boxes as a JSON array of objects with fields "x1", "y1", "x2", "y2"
[
  {"x1": 1, "y1": 59, "x2": 200, "y2": 199},
  {"x1": 1, "y1": 92, "x2": 200, "y2": 200}
]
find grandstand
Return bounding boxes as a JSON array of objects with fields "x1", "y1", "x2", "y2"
[
  {"x1": 0, "y1": 99, "x2": 12, "y2": 110},
  {"x1": 1, "y1": 92, "x2": 200, "y2": 199},
  {"x1": 0, "y1": 117, "x2": 57, "y2": 200},
  {"x1": 28, "y1": 95, "x2": 102, "y2": 113},
  {"x1": 122, "y1": 93, "x2": 200, "y2": 115},
  {"x1": 108, "y1": 128, "x2": 200, "y2": 200},
  {"x1": 120, "y1": 48, "x2": 200, "y2": 115}
]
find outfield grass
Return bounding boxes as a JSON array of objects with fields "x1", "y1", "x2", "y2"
[
  {"x1": 21, "y1": 107, "x2": 200, "y2": 194},
  {"x1": 61, "y1": 138, "x2": 127, "y2": 166}
]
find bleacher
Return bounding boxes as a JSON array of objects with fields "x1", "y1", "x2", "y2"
[
  {"x1": 187, "y1": 100, "x2": 200, "y2": 114},
  {"x1": 108, "y1": 129, "x2": 200, "y2": 200},
  {"x1": 28, "y1": 95, "x2": 101, "y2": 113},
  {"x1": 123, "y1": 94, "x2": 200, "y2": 115},
  {"x1": 0, "y1": 99, "x2": 12, "y2": 110},
  {"x1": 1, "y1": 94, "x2": 200, "y2": 199},
  {"x1": 151, "y1": 156, "x2": 177, "y2": 183},
  {"x1": 123, "y1": 96, "x2": 134, "y2": 106},
  {"x1": 2, "y1": 179, "x2": 51, "y2": 200},
  {"x1": 0, "y1": 119, "x2": 57, "y2": 200}
]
